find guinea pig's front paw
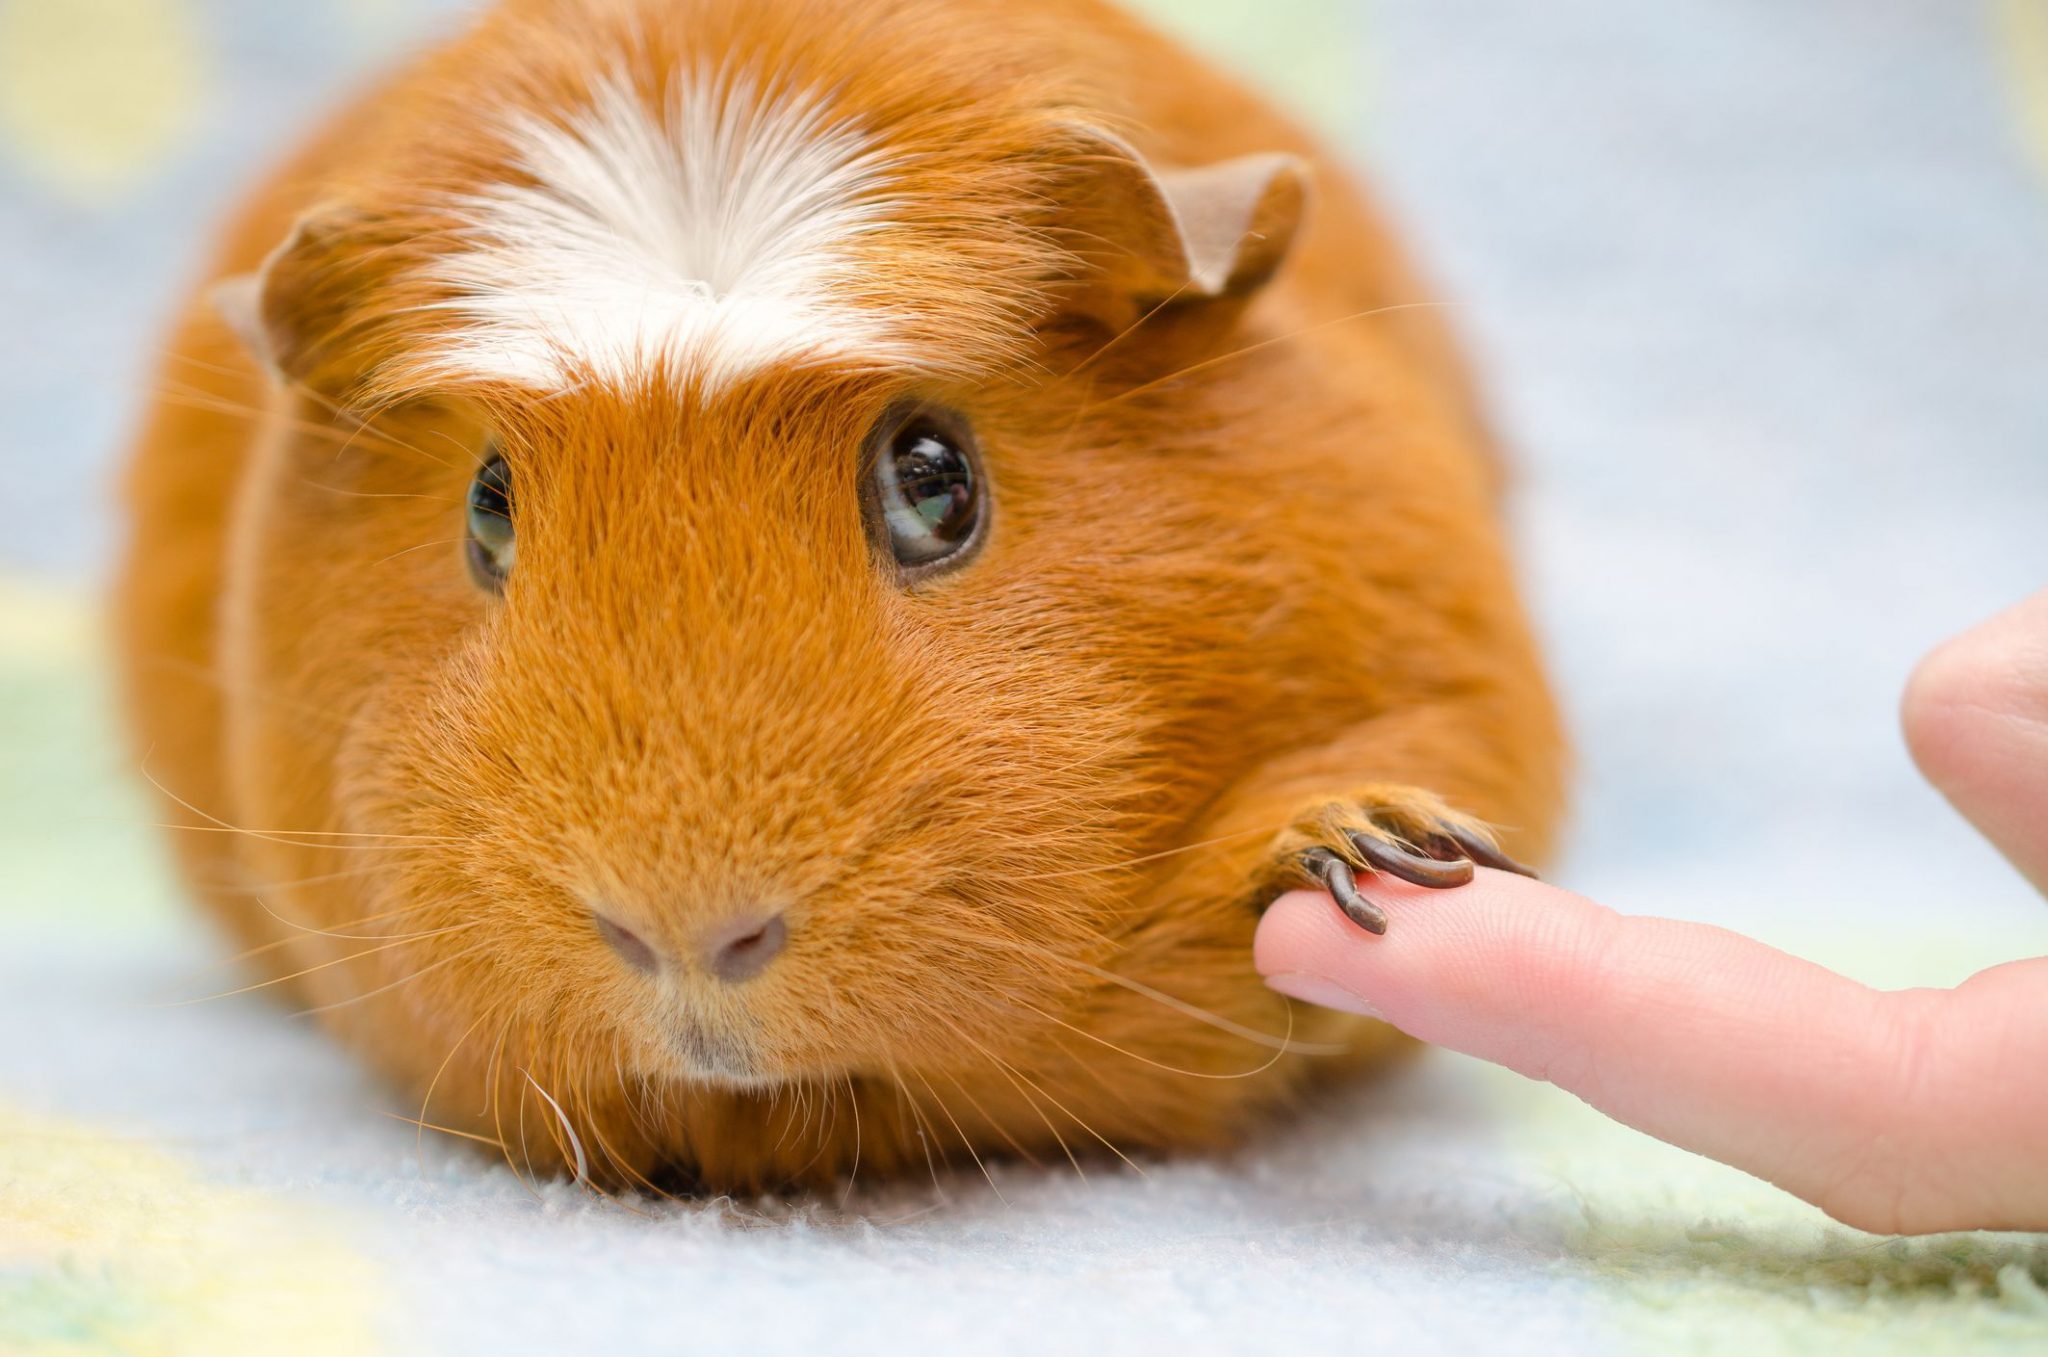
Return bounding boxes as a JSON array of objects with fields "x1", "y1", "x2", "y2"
[{"x1": 1261, "y1": 787, "x2": 1537, "y2": 935}]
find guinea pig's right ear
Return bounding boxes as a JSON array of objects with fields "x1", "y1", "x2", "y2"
[
  {"x1": 1053, "y1": 125, "x2": 1312, "y2": 329},
  {"x1": 208, "y1": 205, "x2": 374, "y2": 391}
]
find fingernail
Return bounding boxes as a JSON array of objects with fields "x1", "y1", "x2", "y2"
[{"x1": 1263, "y1": 972, "x2": 1388, "y2": 1022}]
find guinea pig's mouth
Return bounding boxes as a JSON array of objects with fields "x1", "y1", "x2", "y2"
[{"x1": 664, "y1": 1019, "x2": 783, "y2": 1091}]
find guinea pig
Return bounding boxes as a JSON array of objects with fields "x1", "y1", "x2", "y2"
[{"x1": 115, "y1": 0, "x2": 1565, "y2": 1193}]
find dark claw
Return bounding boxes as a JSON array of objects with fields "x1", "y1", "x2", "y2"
[
  {"x1": 1427, "y1": 826, "x2": 1541, "y2": 880},
  {"x1": 1347, "y1": 831, "x2": 1476, "y2": 890},
  {"x1": 1298, "y1": 847, "x2": 1389, "y2": 935}
]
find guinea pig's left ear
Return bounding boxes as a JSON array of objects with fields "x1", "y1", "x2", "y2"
[
  {"x1": 208, "y1": 273, "x2": 279, "y2": 378},
  {"x1": 1056, "y1": 125, "x2": 1311, "y2": 324},
  {"x1": 208, "y1": 204, "x2": 375, "y2": 390}
]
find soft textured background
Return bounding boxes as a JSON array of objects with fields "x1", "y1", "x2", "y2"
[{"x1": 3, "y1": 1, "x2": 2047, "y2": 1353}]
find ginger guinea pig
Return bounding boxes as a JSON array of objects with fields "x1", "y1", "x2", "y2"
[{"x1": 116, "y1": 0, "x2": 1565, "y2": 1193}]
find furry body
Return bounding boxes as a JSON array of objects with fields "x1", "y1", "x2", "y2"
[{"x1": 117, "y1": 0, "x2": 1564, "y2": 1191}]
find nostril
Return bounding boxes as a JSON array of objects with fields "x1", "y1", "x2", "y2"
[
  {"x1": 593, "y1": 913, "x2": 659, "y2": 975},
  {"x1": 702, "y1": 912, "x2": 788, "y2": 983}
]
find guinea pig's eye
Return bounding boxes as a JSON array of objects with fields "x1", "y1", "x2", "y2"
[
  {"x1": 465, "y1": 450, "x2": 515, "y2": 589},
  {"x1": 867, "y1": 407, "x2": 985, "y2": 576}
]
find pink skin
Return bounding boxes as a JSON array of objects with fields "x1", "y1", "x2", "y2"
[{"x1": 1256, "y1": 589, "x2": 2048, "y2": 1237}]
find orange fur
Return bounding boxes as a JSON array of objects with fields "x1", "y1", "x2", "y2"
[{"x1": 115, "y1": 0, "x2": 1566, "y2": 1193}]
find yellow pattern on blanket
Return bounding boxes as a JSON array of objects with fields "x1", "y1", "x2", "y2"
[
  {"x1": 1470, "y1": 1054, "x2": 2048, "y2": 1356},
  {"x1": 2000, "y1": 0, "x2": 2048, "y2": 185},
  {"x1": 0, "y1": 1104, "x2": 387, "y2": 1357}
]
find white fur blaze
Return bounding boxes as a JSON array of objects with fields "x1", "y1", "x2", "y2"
[{"x1": 415, "y1": 71, "x2": 912, "y2": 392}]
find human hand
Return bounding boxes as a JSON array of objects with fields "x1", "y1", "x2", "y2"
[{"x1": 1256, "y1": 590, "x2": 2048, "y2": 1236}]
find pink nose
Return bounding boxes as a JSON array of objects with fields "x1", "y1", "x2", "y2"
[
  {"x1": 699, "y1": 912, "x2": 788, "y2": 983},
  {"x1": 593, "y1": 913, "x2": 658, "y2": 974},
  {"x1": 592, "y1": 909, "x2": 790, "y2": 983}
]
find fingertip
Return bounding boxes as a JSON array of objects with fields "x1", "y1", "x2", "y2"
[
  {"x1": 1903, "y1": 588, "x2": 2048, "y2": 770},
  {"x1": 1254, "y1": 870, "x2": 1598, "y2": 1033},
  {"x1": 1255, "y1": 871, "x2": 1589, "y2": 976},
  {"x1": 1901, "y1": 628, "x2": 1981, "y2": 790},
  {"x1": 1898, "y1": 588, "x2": 2048, "y2": 891},
  {"x1": 1251, "y1": 888, "x2": 1354, "y2": 980},
  {"x1": 1258, "y1": 868, "x2": 2048, "y2": 1233},
  {"x1": 1254, "y1": 888, "x2": 1414, "y2": 1026}
]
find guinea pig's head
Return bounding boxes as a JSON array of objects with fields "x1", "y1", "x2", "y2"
[{"x1": 213, "y1": 0, "x2": 1342, "y2": 1187}]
